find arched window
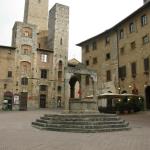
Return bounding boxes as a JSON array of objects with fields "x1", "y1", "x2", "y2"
[
  {"x1": 20, "y1": 61, "x2": 31, "y2": 75},
  {"x1": 57, "y1": 86, "x2": 62, "y2": 94},
  {"x1": 60, "y1": 38, "x2": 63, "y2": 45},
  {"x1": 58, "y1": 71, "x2": 62, "y2": 81},
  {"x1": 21, "y1": 45, "x2": 32, "y2": 55},
  {"x1": 22, "y1": 27, "x2": 32, "y2": 38},
  {"x1": 21, "y1": 77, "x2": 28, "y2": 85},
  {"x1": 58, "y1": 60, "x2": 63, "y2": 70}
]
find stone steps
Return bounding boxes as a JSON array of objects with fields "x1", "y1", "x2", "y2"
[
  {"x1": 36, "y1": 118, "x2": 125, "y2": 125},
  {"x1": 40, "y1": 116, "x2": 120, "y2": 122},
  {"x1": 32, "y1": 113, "x2": 130, "y2": 133},
  {"x1": 32, "y1": 125, "x2": 130, "y2": 133},
  {"x1": 32, "y1": 122, "x2": 128, "y2": 129}
]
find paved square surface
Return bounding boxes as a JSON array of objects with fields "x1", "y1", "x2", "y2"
[{"x1": 0, "y1": 110, "x2": 149, "y2": 150}]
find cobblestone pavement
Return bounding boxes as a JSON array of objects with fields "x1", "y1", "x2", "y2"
[{"x1": 0, "y1": 110, "x2": 150, "y2": 150}]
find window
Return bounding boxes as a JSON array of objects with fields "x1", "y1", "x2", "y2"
[
  {"x1": 93, "y1": 57, "x2": 97, "y2": 64},
  {"x1": 85, "y1": 75, "x2": 90, "y2": 85},
  {"x1": 119, "y1": 29, "x2": 124, "y2": 39},
  {"x1": 58, "y1": 71, "x2": 62, "y2": 81},
  {"x1": 57, "y1": 86, "x2": 61, "y2": 93},
  {"x1": 8, "y1": 71, "x2": 12, "y2": 78},
  {"x1": 20, "y1": 61, "x2": 31, "y2": 74},
  {"x1": 106, "y1": 53, "x2": 111, "y2": 60},
  {"x1": 106, "y1": 70, "x2": 111, "y2": 81},
  {"x1": 131, "y1": 62, "x2": 136, "y2": 78},
  {"x1": 60, "y1": 38, "x2": 63, "y2": 45},
  {"x1": 24, "y1": 49, "x2": 28, "y2": 55},
  {"x1": 41, "y1": 54, "x2": 48, "y2": 62},
  {"x1": 143, "y1": 35, "x2": 149, "y2": 44},
  {"x1": 38, "y1": 43, "x2": 41, "y2": 48},
  {"x1": 21, "y1": 45, "x2": 32, "y2": 55},
  {"x1": 86, "y1": 60, "x2": 89, "y2": 66},
  {"x1": 141, "y1": 15, "x2": 147, "y2": 26},
  {"x1": 119, "y1": 66, "x2": 126, "y2": 80},
  {"x1": 21, "y1": 77, "x2": 28, "y2": 85},
  {"x1": 92, "y1": 41, "x2": 97, "y2": 50},
  {"x1": 24, "y1": 31, "x2": 29, "y2": 37},
  {"x1": 130, "y1": 41, "x2": 136, "y2": 49},
  {"x1": 58, "y1": 60, "x2": 63, "y2": 70},
  {"x1": 105, "y1": 36, "x2": 110, "y2": 45},
  {"x1": 4, "y1": 84, "x2": 7, "y2": 89},
  {"x1": 144, "y1": 58, "x2": 149, "y2": 72},
  {"x1": 85, "y1": 45, "x2": 89, "y2": 53},
  {"x1": 120, "y1": 47, "x2": 124, "y2": 55},
  {"x1": 40, "y1": 85, "x2": 47, "y2": 91},
  {"x1": 129, "y1": 23, "x2": 135, "y2": 33},
  {"x1": 22, "y1": 27, "x2": 32, "y2": 37},
  {"x1": 41, "y1": 69, "x2": 48, "y2": 79}
]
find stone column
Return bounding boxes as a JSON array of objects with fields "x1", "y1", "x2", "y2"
[
  {"x1": 64, "y1": 72, "x2": 73, "y2": 113},
  {"x1": 91, "y1": 74, "x2": 99, "y2": 112},
  {"x1": 64, "y1": 78, "x2": 70, "y2": 113},
  {"x1": 80, "y1": 75, "x2": 86, "y2": 100}
]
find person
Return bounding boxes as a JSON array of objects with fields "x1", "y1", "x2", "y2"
[{"x1": 57, "y1": 98, "x2": 61, "y2": 108}]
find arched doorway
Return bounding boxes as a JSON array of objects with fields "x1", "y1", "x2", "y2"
[
  {"x1": 145, "y1": 86, "x2": 150, "y2": 109},
  {"x1": 69, "y1": 75, "x2": 80, "y2": 99}
]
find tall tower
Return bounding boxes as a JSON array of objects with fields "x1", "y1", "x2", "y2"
[
  {"x1": 48, "y1": 3, "x2": 69, "y2": 107},
  {"x1": 143, "y1": 0, "x2": 150, "y2": 4},
  {"x1": 24, "y1": 0, "x2": 48, "y2": 31}
]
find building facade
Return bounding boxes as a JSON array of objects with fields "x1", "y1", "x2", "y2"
[
  {"x1": 77, "y1": 1, "x2": 150, "y2": 109},
  {"x1": 0, "y1": 0, "x2": 69, "y2": 110}
]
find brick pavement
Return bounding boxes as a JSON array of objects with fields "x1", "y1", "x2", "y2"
[{"x1": 0, "y1": 110, "x2": 149, "y2": 150}]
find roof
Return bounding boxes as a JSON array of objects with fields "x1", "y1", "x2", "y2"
[
  {"x1": 68, "y1": 58, "x2": 80, "y2": 66},
  {"x1": 0, "y1": 45, "x2": 16, "y2": 50},
  {"x1": 77, "y1": 2, "x2": 150, "y2": 46},
  {"x1": 37, "y1": 48, "x2": 53, "y2": 53}
]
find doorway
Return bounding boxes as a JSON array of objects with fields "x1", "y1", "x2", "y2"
[
  {"x1": 40, "y1": 94, "x2": 46, "y2": 108},
  {"x1": 3, "y1": 91, "x2": 13, "y2": 110},
  {"x1": 145, "y1": 86, "x2": 150, "y2": 109},
  {"x1": 20, "y1": 92, "x2": 28, "y2": 110}
]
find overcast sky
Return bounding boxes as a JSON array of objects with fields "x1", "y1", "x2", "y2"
[{"x1": 0, "y1": 0, "x2": 143, "y2": 61}]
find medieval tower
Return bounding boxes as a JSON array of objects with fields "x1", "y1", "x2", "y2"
[
  {"x1": 24, "y1": 0, "x2": 48, "y2": 31},
  {"x1": 48, "y1": 4, "x2": 69, "y2": 106},
  {"x1": 2, "y1": 0, "x2": 70, "y2": 110}
]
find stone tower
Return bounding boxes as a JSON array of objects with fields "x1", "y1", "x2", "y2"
[
  {"x1": 24, "y1": 0, "x2": 48, "y2": 31},
  {"x1": 143, "y1": 0, "x2": 150, "y2": 4},
  {"x1": 48, "y1": 3, "x2": 69, "y2": 107}
]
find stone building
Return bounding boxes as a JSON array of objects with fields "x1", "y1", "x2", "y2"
[
  {"x1": 0, "y1": 0, "x2": 69, "y2": 110},
  {"x1": 77, "y1": 1, "x2": 150, "y2": 109}
]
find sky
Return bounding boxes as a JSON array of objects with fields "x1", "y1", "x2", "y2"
[{"x1": 0, "y1": 0, "x2": 143, "y2": 61}]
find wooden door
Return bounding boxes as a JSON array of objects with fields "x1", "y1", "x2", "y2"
[
  {"x1": 20, "y1": 92, "x2": 28, "y2": 110},
  {"x1": 40, "y1": 94, "x2": 46, "y2": 108}
]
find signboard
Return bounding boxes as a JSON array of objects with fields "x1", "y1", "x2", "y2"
[{"x1": 14, "y1": 95, "x2": 19, "y2": 105}]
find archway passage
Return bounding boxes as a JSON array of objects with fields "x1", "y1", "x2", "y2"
[
  {"x1": 69, "y1": 75, "x2": 80, "y2": 99},
  {"x1": 145, "y1": 86, "x2": 150, "y2": 109}
]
